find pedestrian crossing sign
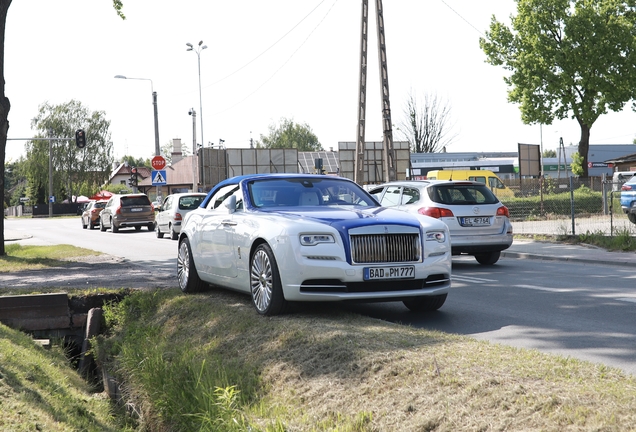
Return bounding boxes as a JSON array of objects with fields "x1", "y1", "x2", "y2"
[{"x1": 151, "y1": 170, "x2": 167, "y2": 185}]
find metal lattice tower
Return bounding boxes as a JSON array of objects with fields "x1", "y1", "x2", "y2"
[{"x1": 354, "y1": 0, "x2": 396, "y2": 185}]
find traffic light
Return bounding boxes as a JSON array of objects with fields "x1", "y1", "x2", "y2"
[
  {"x1": 75, "y1": 129, "x2": 86, "y2": 149},
  {"x1": 129, "y1": 167, "x2": 138, "y2": 187}
]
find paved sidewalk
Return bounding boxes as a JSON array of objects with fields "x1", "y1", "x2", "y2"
[
  {"x1": 4, "y1": 229, "x2": 32, "y2": 242},
  {"x1": 503, "y1": 239, "x2": 636, "y2": 267}
]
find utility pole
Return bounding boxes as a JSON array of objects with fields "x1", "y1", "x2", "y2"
[
  {"x1": 354, "y1": 0, "x2": 396, "y2": 184},
  {"x1": 190, "y1": 109, "x2": 198, "y2": 192},
  {"x1": 354, "y1": 0, "x2": 368, "y2": 185},
  {"x1": 375, "y1": 0, "x2": 396, "y2": 183}
]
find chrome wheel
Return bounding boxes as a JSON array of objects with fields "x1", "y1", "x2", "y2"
[
  {"x1": 177, "y1": 240, "x2": 190, "y2": 291},
  {"x1": 250, "y1": 248, "x2": 273, "y2": 313},
  {"x1": 250, "y1": 244, "x2": 286, "y2": 315},
  {"x1": 177, "y1": 238, "x2": 206, "y2": 293}
]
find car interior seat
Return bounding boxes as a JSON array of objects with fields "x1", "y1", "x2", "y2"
[{"x1": 299, "y1": 191, "x2": 321, "y2": 206}]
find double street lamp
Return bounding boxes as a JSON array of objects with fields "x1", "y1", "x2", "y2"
[
  {"x1": 186, "y1": 40, "x2": 207, "y2": 190},
  {"x1": 114, "y1": 75, "x2": 162, "y2": 199}
]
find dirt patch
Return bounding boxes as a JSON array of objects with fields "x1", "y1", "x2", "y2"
[{"x1": 0, "y1": 254, "x2": 176, "y2": 289}]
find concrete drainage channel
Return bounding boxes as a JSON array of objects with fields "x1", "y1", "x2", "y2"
[{"x1": 0, "y1": 292, "x2": 127, "y2": 398}]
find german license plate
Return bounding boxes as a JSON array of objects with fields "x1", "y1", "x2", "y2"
[
  {"x1": 130, "y1": 208, "x2": 143, "y2": 212},
  {"x1": 459, "y1": 216, "x2": 491, "y2": 227},
  {"x1": 363, "y1": 265, "x2": 415, "y2": 281}
]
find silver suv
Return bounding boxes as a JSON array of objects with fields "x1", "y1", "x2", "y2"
[
  {"x1": 99, "y1": 193, "x2": 155, "y2": 233},
  {"x1": 369, "y1": 180, "x2": 513, "y2": 265}
]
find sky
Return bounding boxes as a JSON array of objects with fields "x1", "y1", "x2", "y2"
[{"x1": 4, "y1": 0, "x2": 636, "y2": 164}]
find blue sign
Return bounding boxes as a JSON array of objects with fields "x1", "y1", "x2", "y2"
[{"x1": 151, "y1": 170, "x2": 167, "y2": 185}]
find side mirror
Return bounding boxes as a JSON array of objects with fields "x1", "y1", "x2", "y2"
[{"x1": 223, "y1": 195, "x2": 237, "y2": 214}]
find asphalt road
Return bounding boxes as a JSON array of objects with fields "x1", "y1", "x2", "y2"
[{"x1": 5, "y1": 217, "x2": 636, "y2": 376}]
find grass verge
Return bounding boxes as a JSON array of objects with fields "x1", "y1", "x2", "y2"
[
  {"x1": 0, "y1": 244, "x2": 102, "y2": 273},
  {"x1": 516, "y1": 227, "x2": 636, "y2": 252},
  {"x1": 94, "y1": 288, "x2": 636, "y2": 431},
  {"x1": 0, "y1": 322, "x2": 130, "y2": 431}
]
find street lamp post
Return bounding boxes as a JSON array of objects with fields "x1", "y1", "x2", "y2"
[
  {"x1": 186, "y1": 40, "x2": 207, "y2": 189},
  {"x1": 114, "y1": 75, "x2": 162, "y2": 200},
  {"x1": 189, "y1": 108, "x2": 198, "y2": 192}
]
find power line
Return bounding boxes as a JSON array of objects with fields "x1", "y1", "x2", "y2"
[
  {"x1": 204, "y1": 0, "x2": 329, "y2": 89},
  {"x1": 438, "y1": 0, "x2": 486, "y2": 38},
  {"x1": 212, "y1": 0, "x2": 339, "y2": 115}
]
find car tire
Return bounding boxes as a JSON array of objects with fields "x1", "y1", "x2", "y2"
[
  {"x1": 177, "y1": 238, "x2": 207, "y2": 293},
  {"x1": 82, "y1": 218, "x2": 87, "y2": 229},
  {"x1": 475, "y1": 251, "x2": 500, "y2": 265},
  {"x1": 403, "y1": 293, "x2": 447, "y2": 312},
  {"x1": 170, "y1": 225, "x2": 178, "y2": 240},
  {"x1": 250, "y1": 243, "x2": 287, "y2": 316},
  {"x1": 148, "y1": 223, "x2": 154, "y2": 231},
  {"x1": 628, "y1": 213, "x2": 636, "y2": 224},
  {"x1": 156, "y1": 223, "x2": 164, "y2": 238},
  {"x1": 100, "y1": 218, "x2": 106, "y2": 232},
  {"x1": 111, "y1": 219, "x2": 119, "y2": 233}
]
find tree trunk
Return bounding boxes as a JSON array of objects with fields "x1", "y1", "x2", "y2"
[
  {"x1": 577, "y1": 120, "x2": 591, "y2": 178},
  {"x1": 0, "y1": 0, "x2": 13, "y2": 256}
]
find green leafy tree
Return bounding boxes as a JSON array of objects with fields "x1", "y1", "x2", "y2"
[
  {"x1": 257, "y1": 118, "x2": 323, "y2": 151},
  {"x1": 0, "y1": 1, "x2": 125, "y2": 255},
  {"x1": 398, "y1": 90, "x2": 457, "y2": 153},
  {"x1": 24, "y1": 100, "x2": 114, "y2": 204},
  {"x1": 480, "y1": 0, "x2": 636, "y2": 178},
  {"x1": 543, "y1": 149, "x2": 557, "y2": 158},
  {"x1": 570, "y1": 151, "x2": 584, "y2": 177},
  {"x1": 121, "y1": 155, "x2": 150, "y2": 168}
]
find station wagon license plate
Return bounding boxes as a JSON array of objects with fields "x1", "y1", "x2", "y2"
[
  {"x1": 130, "y1": 208, "x2": 144, "y2": 212},
  {"x1": 459, "y1": 216, "x2": 491, "y2": 227},
  {"x1": 364, "y1": 265, "x2": 415, "y2": 281}
]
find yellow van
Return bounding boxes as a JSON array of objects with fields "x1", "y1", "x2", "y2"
[{"x1": 426, "y1": 170, "x2": 515, "y2": 199}]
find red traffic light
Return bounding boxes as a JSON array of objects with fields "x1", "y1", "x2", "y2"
[{"x1": 75, "y1": 129, "x2": 86, "y2": 149}]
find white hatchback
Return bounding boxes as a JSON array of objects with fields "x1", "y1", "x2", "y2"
[
  {"x1": 369, "y1": 180, "x2": 513, "y2": 265},
  {"x1": 155, "y1": 193, "x2": 207, "y2": 240}
]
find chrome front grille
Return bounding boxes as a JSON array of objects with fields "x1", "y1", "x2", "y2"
[{"x1": 350, "y1": 233, "x2": 420, "y2": 264}]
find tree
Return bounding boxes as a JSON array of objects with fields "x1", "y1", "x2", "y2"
[
  {"x1": 160, "y1": 139, "x2": 191, "y2": 165},
  {"x1": 0, "y1": 1, "x2": 125, "y2": 255},
  {"x1": 480, "y1": 0, "x2": 636, "y2": 178},
  {"x1": 121, "y1": 155, "x2": 150, "y2": 168},
  {"x1": 397, "y1": 90, "x2": 457, "y2": 153},
  {"x1": 570, "y1": 152, "x2": 584, "y2": 177},
  {"x1": 257, "y1": 118, "x2": 323, "y2": 151},
  {"x1": 543, "y1": 149, "x2": 557, "y2": 158},
  {"x1": 24, "y1": 100, "x2": 114, "y2": 204}
]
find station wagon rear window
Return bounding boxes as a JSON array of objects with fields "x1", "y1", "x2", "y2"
[{"x1": 428, "y1": 184, "x2": 498, "y2": 205}]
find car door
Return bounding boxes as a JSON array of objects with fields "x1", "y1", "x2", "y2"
[
  {"x1": 158, "y1": 196, "x2": 172, "y2": 231},
  {"x1": 195, "y1": 185, "x2": 241, "y2": 279}
]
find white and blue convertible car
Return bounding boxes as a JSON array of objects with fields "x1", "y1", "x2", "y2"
[{"x1": 177, "y1": 174, "x2": 452, "y2": 316}]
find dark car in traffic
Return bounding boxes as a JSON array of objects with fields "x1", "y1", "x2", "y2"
[{"x1": 99, "y1": 193, "x2": 155, "y2": 233}]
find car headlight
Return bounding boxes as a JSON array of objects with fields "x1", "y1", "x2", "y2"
[
  {"x1": 299, "y1": 234, "x2": 335, "y2": 246},
  {"x1": 426, "y1": 231, "x2": 446, "y2": 243}
]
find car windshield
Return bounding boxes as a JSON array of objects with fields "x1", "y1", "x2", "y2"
[
  {"x1": 121, "y1": 196, "x2": 150, "y2": 207},
  {"x1": 428, "y1": 184, "x2": 499, "y2": 205},
  {"x1": 248, "y1": 178, "x2": 378, "y2": 208},
  {"x1": 95, "y1": 202, "x2": 107, "y2": 209},
  {"x1": 178, "y1": 195, "x2": 205, "y2": 210}
]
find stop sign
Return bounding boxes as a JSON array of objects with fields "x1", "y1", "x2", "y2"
[{"x1": 152, "y1": 155, "x2": 166, "y2": 170}]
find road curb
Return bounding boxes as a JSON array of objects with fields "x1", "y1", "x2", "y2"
[{"x1": 501, "y1": 251, "x2": 635, "y2": 267}]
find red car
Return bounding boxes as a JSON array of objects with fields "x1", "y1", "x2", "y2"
[{"x1": 81, "y1": 200, "x2": 108, "y2": 230}]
